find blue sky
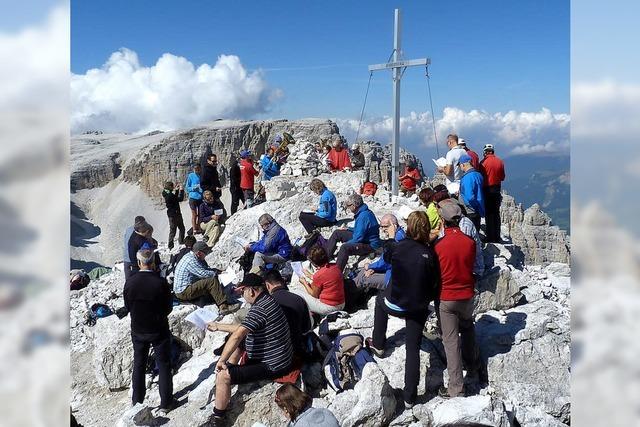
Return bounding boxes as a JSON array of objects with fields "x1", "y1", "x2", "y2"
[{"x1": 72, "y1": 0, "x2": 569, "y2": 118}]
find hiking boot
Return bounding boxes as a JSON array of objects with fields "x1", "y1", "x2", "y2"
[
  {"x1": 365, "y1": 337, "x2": 384, "y2": 357},
  {"x1": 438, "y1": 386, "x2": 452, "y2": 399},
  {"x1": 218, "y1": 303, "x2": 241, "y2": 316}
]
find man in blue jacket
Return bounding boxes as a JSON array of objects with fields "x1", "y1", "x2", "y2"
[
  {"x1": 326, "y1": 193, "x2": 382, "y2": 271},
  {"x1": 245, "y1": 214, "x2": 292, "y2": 274},
  {"x1": 458, "y1": 154, "x2": 485, "y2": 232},
  {"x1": 185, "y1": 164, "x2": 203, "y2": 234},
  {"x1": 298, "y1": 178, "x2": 337, "y2": 234},
  {"x1": 260, "y1": 147, "x2": 281, "y2": 181}
]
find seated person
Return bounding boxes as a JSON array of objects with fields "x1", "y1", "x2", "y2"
[
  {"x1": 244, "y1": 214, "x2": 292, "y2": 274},
  {"x1": 399, "y1": 161, "x2": 421, "y2": 196},
  {"x1": 198, "y1": 190, "x2": 227, "y2": 247},
  {"x1": 298, "y1": 179, "x2": 337, "y2": 234},
  {"x1": 264, "y1": 270, "x2": 313, "y2": 356},
  {"x1": 275, "y1": 384, "x2": 340, "y2": 427},
  {"x1": 355, "y1": 214, "x2": 405, "y2": 290},
  {"x1": 350, "y1": 143, "x2": 366, "y2": 170},
  {"x1": 418, "y1": 187, "x2": 440, "y2": 231},
  {"x1": 327, "y1": 138, "x2": 352, "y2": 172},
  {"x1": 207, "y1": 273, "x2": 293, "y2": 424},
  {"x1": 173, "y1": 241, "x2": 238, "y2": 311},
  {"x1": 166, "y1": 235, "x2": 196, "y2": 282},
  {"x1": 292, "y1": 246, "x2": 345, "y2": 315},
  {"x1": 326, "y1": 193, "x2": 382, "y2": 270}
]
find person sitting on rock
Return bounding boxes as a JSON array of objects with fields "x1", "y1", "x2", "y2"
[
  {"x1": 185, "y1": 164, "x2": 204, "y2": 234},
  {"x1": 162, "y1": 181, "x2": 185, "y2": 250},
  {"x1": 298, "y1": 179, "x2": 337, "y2": 235},
  {"x1": 239, "y1": 150, "x2": 259, "y2": 208},
  {"x1": 418, "y1": 187, "x2": 441, "y2": 233},
  {"x1": 293, "y1": 245, "x2": 345, "y2": 315},
  {"x1": 399, "y1": 161, "x2": 421, "y2": 196},
  {"x1": 173, "y1": 241, "x2": 239, "y2": 311},
  {"x1": 264, "y1": 270, "x2": 313, "y2": 357},
  {"x1": 207, "y1": 273, "x2": 293, "y2": 425},
  {"x1": 244, "y1": 214, "x2": 292, "y2": 274},
  {"x1": 350, "y1": 143, "x2": 365, "y2": 170},
  {"x1": 124, "y1": 249, "x2": 174, "y2": 415},
  {"x1": 275, "y1": 383, "x2": 340, "y2": 427},
  {"x1": 167, "y1": 235, "x2": 196, "y2": 281},
  {"x1": 366, "y1": 211, "x2": 440, "y2": 408},
  {"x1": 326, "y1": 193, "x2": 382, "y2": 271},
  {"x1": 354, "y1": 214, "x2": 405, "y2": 291},
  {"x1": 433, "y1": 200, "x2": 482, "y2": 398},
  {"x1": 123, "y1": 215, "x2": 146, "y2": 279},
  {"x1": 198, "y1": 190, "x2": 227, "y2": 247},
  {"x1": 327, "y1": 138, "x2": 352, "y2": 172},
  {"x1": 458, "y1": 154, "x2": 485, "y2": 233},
  {"x1": 261, "y1": 146, "x2": 282, "y2": 181}
]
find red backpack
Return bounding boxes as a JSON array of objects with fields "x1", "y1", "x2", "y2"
[{"x1": 361, "y1": 181, "x2": 378, "y2": 196}]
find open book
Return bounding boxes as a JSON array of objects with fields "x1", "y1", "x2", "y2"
[
  {"x1": 432, "y1": 157, "x2": 447, "y2": 168},
  {"x1": 184, "y1": 307, "x2": 219, "y2": 330}
]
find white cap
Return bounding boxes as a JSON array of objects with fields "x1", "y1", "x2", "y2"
[
  {"x1": 352, "y1": 143, "x2": 360, "y2": 150},
  {"x1": 483, "y1": 143, "x2": 494, "y2": 152},
  {"x1": 458, "y1": 138, "x2": 466, "y2": 146}
]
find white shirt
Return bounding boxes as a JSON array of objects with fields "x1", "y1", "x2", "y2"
[{"x1": 445, "y1": 146, "x2": 466, "y2": 184}]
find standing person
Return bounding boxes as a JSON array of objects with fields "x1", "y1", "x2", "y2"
[
  {"x1": 201, "y1": 153, "x2": 222, "y2": 200},
  {"x1": 162, "y1": 181, "x2": 185, "y2": 250},
  {"x1": 123, "y1": 216, "x2": 146, "y2": 278},
  {"x1": 185, "y1": 164, "x2": 203, "y2": 234},
  {"x1": 198, "y1": 190, "x2": 227, "y2": 247},
  {"x1": 350, "y1": 143, "x2": 365, "y2": 170},
  {"x1": 229, "y1": 154, "x2": 244, "y2": 215},
  {"x1": 437, "y1": 134, "x2": 466, "y2": 185},
  {"x1": 294, "y1": 246, "x2": 345, "y2": 315},
  {"x1": 298, "y1": 179, "x2": 337, "y2": 234},
  {"x1": 434, "y1": 201, "x2": 481, "y2": 398},
  {"x1": 480, "y1": 144, "x2": 506, "y2": 243},
  {"x1": 327, "y1": 138, "x2": 352, "y2": 172},
  {"x1": 126, "y1": 221, "x2": 159, "y2": 278},
  {"x1": 366, "y1": 211, "x2": 440, "y2": 408},
  {"x1": 458, "y1": 154, "x2": 485, "y2": 233},
  {"x1": 245, "y1": 214, "x2": 292, "y2": 274},
  {"x1": 124, "y1": 249, "x2": 174, "y2": 414},
  {"x1": 275, "y1": 384, "x2": 340, "y2": 427},
  {"x1": 239, "y1": 150, "x2": 259, "y2": 208},
  {"x1": 399, "y1": 161, "x2": 421, "y2": 196},
  {"x1": 325, "y1": 193, "x2": 381, "y2": 271},
  {"x1": 458, "y1": 138, "x2": 480, "y2": 170}
]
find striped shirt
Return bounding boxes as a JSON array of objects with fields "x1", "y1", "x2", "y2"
[
  {"x1": 241, "y1": 292, "x2": 293, "y2": 372},
  {"x1": 173, "y1": 251, "x2": 216, "y2": 294}
]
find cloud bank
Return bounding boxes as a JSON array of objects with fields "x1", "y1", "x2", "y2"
[
  {"x1": 336, "y1": 107, "x2": 570, "y2": 157},
  {"x1": 71, "y1": 49, "x2": 282, "y2": 134}
]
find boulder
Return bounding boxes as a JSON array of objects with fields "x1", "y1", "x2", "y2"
[
  {"x1": 93, "y1": 315, "x2": 133, "y2": 389},
  {"x1": 419, "y1": 395, "x2": 511, "y2": 427},
  {"x1": 168, "y1": 305, "x2": 205, "y2": 350},
  {"x1": 474, "y1": 264, "x2": 523, "y2": 315},
  {"x1": 225, "y1": 381, "x2": 289, "y2": 427},
  {"x1": 115, "y1": 403, "x2": 154, "y2": 427}
]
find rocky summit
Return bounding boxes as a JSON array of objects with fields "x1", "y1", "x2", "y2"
[{"x1": 70, "y1": 119, "x2": 570, "y2": 426}]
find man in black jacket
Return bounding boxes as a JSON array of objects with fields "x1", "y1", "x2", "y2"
[
  {"x1": 162, "y1": 181, "x2": 185, "y2": 250},
  {"x1": 201, "y1": 154, "x2": 222, "y2": 200},
  {"x1": 126, "y1": 221, "x2": 160, "y2": 279},
  {"x1": 229, "y1": 155, "x2": 244, "y2": 215},
  {"x1": 124, "y1": 249, "x2": 174, "y2": 414}
]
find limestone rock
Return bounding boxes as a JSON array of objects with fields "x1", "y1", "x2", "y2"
[
  {"x1": 168, "y1": 305, "x2": 205, "y2": 350},
  {"x1": 93, "y1": 315, "x2": 133, "y2": 389},
  {"x1": 115, "y1": 403, "x2": 155, "y2": 427},
  {"x1": 225, "y1": 381, "x2": 290, "y2": 427},
  {"x1": 474, "y1": 264, "x2": 523, "y2": 315},
  {"x1": 421, "y1": 395, "x2": 511, "y2": 427}
]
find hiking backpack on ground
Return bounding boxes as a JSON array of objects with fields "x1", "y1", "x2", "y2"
[{"x1": 322, "y1": 332, "x2": 376, "y2": 392}]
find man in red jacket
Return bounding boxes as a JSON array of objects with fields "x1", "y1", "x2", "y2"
[
  {"x1": 434, "y1": 199, "x2": 482, "y2": 398},
  {"x1": 328, "y1": 138, "x2": 352, "y2": 172},
  {"x1": 239, "y1": 150, "x2": 259, "y2": 208},
  {"x1": 479, "y1": 144, "x2": 506, "y2": 243}
]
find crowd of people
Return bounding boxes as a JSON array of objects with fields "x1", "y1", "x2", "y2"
[{"x1": 116, "y1": 132, "x2": 506, "y2": 423}]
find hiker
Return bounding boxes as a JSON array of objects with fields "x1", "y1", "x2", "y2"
[
  {"x1": 126, "y1": 221, "x2": 160, "y2": 278},
  {"x1": 458, "y1": 154, "x2": 485, "y2": 233},
  {"x1": 298, "y1": 179, "x2": 337, "y2": 234},
  {"x1": 261, "y1": 146, "x2": 282, "y2": 181},
  {"x1": 434, "y1": 200, "x2": 482, "y2": 398},
  {"x1": 208, "y1": 273, "x2": 292, "y2": 425},
  {"x1": 354, "y1": 214, "x2": 405, "y2": 291},
  {"x1": 239, "y1": 150, "x2": 259, "y2": 208},
  {"x1": 399, "y1": 161, "x2": 421, "y2": 196},
  {"x1": 418, "y1": 187, "x2": 441, "y2": 231},
  {"x1": 162, "y1": 181, "x2": 185, "y2": 250},
  {"x1": 294, "y1": 245, "x2": 345, "y2": 315},
  {"x1": 326, "y1": 193, "x2": 381, "y2": 271},
  {"x1": 320, "y1": 144, "x2": 332, "y2": 170},
  {"x1": 198, "y1": 190, "x2": 227, "y2": 247},
  {"x1": 437, "y1": 133, "x2": 466, "y2": 185},
  {"x1": 264, "y1": 270, "x2": 313, "y2": 356},
  {"x1": 245, "y1": 214, "x2": 292, "y2": 274},
  {"x1": 124, "y1": 249, "x2": 174, "y2": 414},
  {"x1": 173, "y1": 241, "x2": 238, "y2": 311},
  {"x1": 480, "y1": 144, "x2": 506, "y2": 243},
  {"x1": 366, "y1": 211, "x2": 439, "y2": 408},
  {"x1": 458, "y1": 138, "x2": 480, "y2": 170},
  {"x1": 275, "y1": 383, "x2": 340, "y2": 427},
  {"x1": 229, "y1": 154, "x2": 245, "y2": 215},
  {"x1": 201, "y1": 153, "x2": 222, "y2": 200},
  {"x1": 123, "y1": 216, "x2": 146, "y2": 279},
  {"x1": 350, "y1": 143, "x2": 365, "y2": 170},
  {"x1": 327, "y1": 138, "x2": 352, "y2": 172},
  {"x1": 167, "y1": 235, "x2": 196, "y2": 278},
  {"x1": 185, "y1": 164, "x2": 204, "y2": 234}
]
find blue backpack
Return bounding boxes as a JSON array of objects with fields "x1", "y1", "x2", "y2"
[{"x1": 323, "y1": 332, "x2": 375, "y2": 392}]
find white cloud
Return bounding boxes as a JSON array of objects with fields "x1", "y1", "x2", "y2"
[
  {"x1": 71, "y1": 49, "x2": 282, "y2": 134},
  {"x1": 336, "y1": 107, "x2": 570, "y2": 157}
]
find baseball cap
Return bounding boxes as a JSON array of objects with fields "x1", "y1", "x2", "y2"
[
  {"x1": 235, "y1": 273, "x2": 265, "y2": 292},
  {"x1": 458, "y1": 154, "x2": 472, "y2": 165},
  {"x1": 437, "y1": 199, "x2": 462, "y2": 221},
  {"x1": 483, "y1": 144, "x2": 494, "y2": 152},
  {"x1": 240, "y1": 149, "x2": 252, "y2": 158},
  {"x1": 192, "y1": 241, "x2": 212, "y2": 254},
  {"x1": 458, "y1": 138, "x2": 466, "y2": 146},
  {"x1": 352, "y1": 143, "x2": 360, "y2": 150}
]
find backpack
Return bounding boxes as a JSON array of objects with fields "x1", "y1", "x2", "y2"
[
  {"x1": 323, "y1": 332, "x2": 376, "y2": 392},
  {"x1": 70, "y1": 270, "x2": 90, "y2": 291},
  {"x1": 361, "y1": 181, "x2": 378, "y2": 196}
]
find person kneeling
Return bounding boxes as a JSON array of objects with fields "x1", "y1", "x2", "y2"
[
  {"x1": 293, "y1": 246, "x2": 345, "y2": 315},
  {"x1": 208, "y1": 274, "x2": 293, "y2": 424}
]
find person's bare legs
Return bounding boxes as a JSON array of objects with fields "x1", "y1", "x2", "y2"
[{"x1": 214, "y1": 347, "x2": 243, "y2": 413}]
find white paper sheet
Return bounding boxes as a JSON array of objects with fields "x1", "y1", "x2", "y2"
[
  {"x1": 432, "y1": 157, "x2": 447, "y2": 168},
  {"x1": 290, "y1": 261, "x2": 305, "y2": 277},
  {"x1": 214, "y1": 209, "x2": 224, "y2": 216},
  {"x1": 446, "y1": 181, "x2": 460, "y2": 195},
  {"x1": 218, "y1": 266, "x2": 239, "y2": 286},
  {"x1": 184, "y1": 307, "x2": 219, "y2": 330},
  {"x1": 234, "y1": 235, "x2": 250, "y2": 247}
]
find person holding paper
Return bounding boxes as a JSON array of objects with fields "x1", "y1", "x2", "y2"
[
  {"x1": 436, "y1": 134, "x2": 466, "y2": 185},
  {"x1": 198, "y1": 190, "x2": 227, "y2": 247},
  {"x1": 298, "y1": 179, "x2": 337, "y2": 234},
  {"x1": 293, "y1": 246, "x2": 345, "y2": 315},
  {"x1": 245, "y1": 214, "x2": 292, "y2": 274},
  {"x1": 398, "y1": 161, "x2": 421, "y2": 196}
]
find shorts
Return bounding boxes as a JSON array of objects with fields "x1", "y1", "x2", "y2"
[
  {"x1": 189, "y1": 198, "x2": 202, "y2": 210},
  {"x1": 227, "y1": 359, "x2": 290, "y2": 385}
]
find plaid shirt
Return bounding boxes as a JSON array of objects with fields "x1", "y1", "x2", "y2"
[{"x1": 173, "y1": 251, "x2": 216, "y2": 294}]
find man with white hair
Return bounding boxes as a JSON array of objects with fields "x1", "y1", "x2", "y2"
[
  {"x1": 327, "y1": 136, "x2": 352, "y2": 172},
  {"x1": 244, "y1": 214, "x2": 292, "y2": 274},
  {"x1": 350, "y1": 143, "x2": 365, "y2": 170}
]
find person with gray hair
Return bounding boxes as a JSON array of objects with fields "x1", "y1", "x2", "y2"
[
  {"x1": 326, "y1": 193, "x2": 382, "y2": 271},
  {"x1": 244, "y1": 214, "x2": 293, "y2": 274},
  {"x1": 126, "y1": 221, "x2": 160, "y2": 279},
  {"x1": 124, "y1": 248, "x2": 174, "y2": 414},
  {"x1": 298, "y1": 179, "x2": 337, "y2": 234},
  {"x1": 327, "y1": 137, "x2": 352, "y2": 172}
]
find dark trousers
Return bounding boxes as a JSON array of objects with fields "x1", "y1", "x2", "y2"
[
  {"x1": 326, "y1": 229, "x2": 373, "y2": 271},
  {"x1": 484, "y1": 188, "x2": 502, "y2": 242},
  {"x1": 168, "y1": 214, "x2": 185, "y2": 250},
  {"x1": 467, "y1": 212, "x2": 481, "y2": 235},
  {"x1": 299, "y1": 212, "x2": 335, "y2": 234},
  {"x1": 230, "y1": 188, "x2": 244, "y2": 215},
  {"x1": 372, "y1": 294, "x2": 427, "y2": 404},
  {"x1": 124, "y1": 262, "x2": 136, "y2": 280},
  {"x1": 131, "y1": 332, "x2": 173, "y2": 408}
]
